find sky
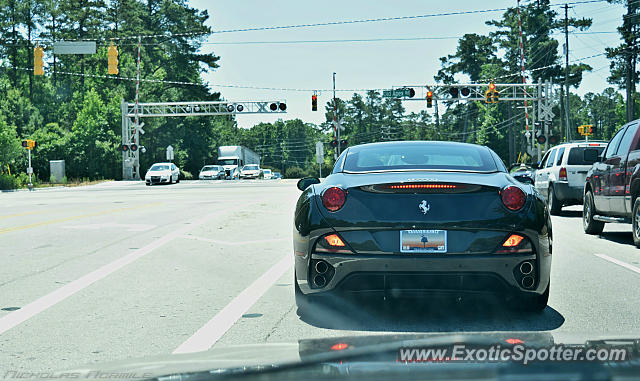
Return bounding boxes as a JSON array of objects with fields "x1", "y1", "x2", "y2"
[{"x1": 188, "y1": 0, "x2": 625, "y2": 129}]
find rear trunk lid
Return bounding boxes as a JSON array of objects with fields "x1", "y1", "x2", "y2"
[
  {"x1": 565, "y1": 145, "x2": 606, "y2": 187},
  {"x1": 316, "y1": 171, "x2": 527, "y2": 231}
]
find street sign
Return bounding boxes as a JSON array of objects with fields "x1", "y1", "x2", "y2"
[
  {"x1": 383, "y1": 88, "x2": 412, "y2": 98},
  {"x1": 166, "y1": 145, "x2": 174, "y2": 161},
  {"x1": 315, "y1": 142, "x2": 324, "y2": 164},
  {"x1": 53, "y1": 41, "x2": 96, "y2": 55}
]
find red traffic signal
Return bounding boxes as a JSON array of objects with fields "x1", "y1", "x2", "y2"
[
  {"x1": 122, "y1": 144, "x2": 129, "y2": 152},
  {"x1": 426, "y1": 91, "x2": 433, "y2": 108},
  {"x1": 312, "y1": 95, "x2": 318, "y2": 111},
  {"x1": 488, "y1": 82, "x2": 496, "y2": 91},
  {"x1": 130, "y1": 144, "x2": 138, "y2": 152}
]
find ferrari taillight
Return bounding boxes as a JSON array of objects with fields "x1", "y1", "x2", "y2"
[
  {"x1": 559, "y1": 167, "x2": 567, "y2": 181},
  {"x1": 501, "y1": 186, "x2": 526, "y2": 211},
  {"x1": 324, "y1": 234, "x2": 345, "y2": 247},
  {"x1": 496, "y1": 233, "x2": 533, "y2": 254},
  {"x1": 322, "y1": 187, "x2": 346, "y2": 212}
]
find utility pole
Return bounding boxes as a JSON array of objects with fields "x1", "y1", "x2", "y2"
[
  {"x1": 333, "y1": 72, "x2": 340, "y2": 155},
  {"x1": 564, "y1": 4, "x2": 571, "y2": 141}
]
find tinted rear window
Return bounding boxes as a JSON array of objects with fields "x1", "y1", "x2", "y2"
[
  {"x1": 567, "y1": 147, "x2": 605, "y2": 165},
  {"x1": 343, "y1": 143, "x2": 498, "y2": 172}
]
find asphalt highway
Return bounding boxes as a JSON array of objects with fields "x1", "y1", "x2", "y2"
[{"x1": 1, "y1": 180, "x2": 640, "y2": 372}]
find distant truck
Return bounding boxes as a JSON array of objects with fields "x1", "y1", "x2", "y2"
[{"x1": 217, "y1": 146, "x2": 260, "y2": 180}]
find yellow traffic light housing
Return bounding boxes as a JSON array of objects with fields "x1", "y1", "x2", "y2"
[
  {"x1": 426, "y1": 90, "x2": 433, "y2": 108},
  {"x1": 34, "y1": 43, "x2": 44, "y2": 76},
  {"x1": 108, "y1": 41, "x2": 119, "y2": 75},
  {"x1": 22, "y1": 139, "x2": 36, "y2": 150}
]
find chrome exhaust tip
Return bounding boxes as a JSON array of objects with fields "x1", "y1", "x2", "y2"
[
  {"x1": 521, "y1": 275, "x2": 535, "y2": 289},
  {"x1": 519, "y1": 261, "x2": 533, "y2": 275},
  {"x1": 313, "y1": 275, "x2": 327, "y2": 288},
  {"x1": 315, "y1": 261, "x2": 329, "y2": 274}
]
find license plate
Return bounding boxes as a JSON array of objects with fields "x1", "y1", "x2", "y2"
[{"x1": 400, "y1": 230, "x2": 447, "y2": 253}]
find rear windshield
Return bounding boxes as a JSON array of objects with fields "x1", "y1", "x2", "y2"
[
  {"x1": 243, "y1": 165, "x2": 259, "y2": 170},
  {"x1": 343, "y1": 143, "x2": 498, "y2": 172},
  {"x1": 567, "y1": 146, "x2": 605, "y2": 165},
  {"x1": 150, "y1": 165, "x2": 169, "y2": 171},
  {"x1": 201, "y1": 166, "x2": 219, "y2": 171}
]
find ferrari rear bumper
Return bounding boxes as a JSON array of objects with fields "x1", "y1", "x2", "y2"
[{"x1": 297, "y1": 253, "x2": 549, "y2": 297}]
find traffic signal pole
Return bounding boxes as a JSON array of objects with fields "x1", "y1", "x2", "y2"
[{"x1": 27, "y1": 148, "x2": 32, "y2": 190}]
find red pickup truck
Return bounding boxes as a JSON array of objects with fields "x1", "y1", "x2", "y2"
[{"x1": 583, "y1": 119, "x2": 640, "y2": 247}]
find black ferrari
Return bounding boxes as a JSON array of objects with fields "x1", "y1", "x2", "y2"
[{"x1": 293, "y1": 141, "x2": 552, "y2": 312}]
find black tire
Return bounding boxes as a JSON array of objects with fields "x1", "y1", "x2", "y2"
[
  {"x1": 145, "y1": 182, "x2": 150, "y2": 186},
  {"x1": 176, "y1": 177, "x2": 180, "y2": 183},
  {"x1": 548, "y1": 186, "x2": 562, "y2": 215},
  {"x1": 168, "y1": 177, "x2": 173, "y2": 185},
  {"x1": 583, "y1": 190, "x2": 604, "y2": 235},
  {"x1": 515, "y1": 283, "x2": 549, "y2": 312},
  {"x1": 632, "y1": 198, "x2": 640, "y2": 248}
]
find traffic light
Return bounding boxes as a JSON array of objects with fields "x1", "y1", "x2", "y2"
[
  {"x1": 449, "y1": 88, "x2": 459, "y2": 98},
  {"x1": 130, "y1": 143, "x2": 138, "y2": 152},
  {"x1": 485, "y1": 89, "x2": 492, "y2": 103},
  {"x1": 21, "y1": 139, "x2": 36, "y2": 149},
  {"x1": 312, "y1": 94, "x2": 318, "y2": 111},
  {"x1": 270, "y1": 102, "x2": 287, "y2": 111},
  {"x1": 426, "y1": 90, "x2": 433, "y2": 108},
  {"x1": 492, "y1": 89, "x2": 499, "y2": 103},
  {"x1": 485, "y1": 83, "x2": 498, "y2": 103},
  {"x1": 107, "y1": 41, "x2": 118, "y2": 75},
  {"x1": 537, "y1": 135, "x2": 547, "y2": 144},
  {"x1": 577, "y1": 125, "x2": 584, "y2": 135},
  {"x1": 34, "y1": 44, "x2": 44, "y2": 76}
]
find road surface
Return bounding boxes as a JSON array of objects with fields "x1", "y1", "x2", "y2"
[{"x1": 1, "y1": 180, "x2": 640, "y2": 372}]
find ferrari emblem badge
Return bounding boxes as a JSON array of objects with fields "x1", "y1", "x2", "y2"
[{"x1": 419, "y1": 200, "x2": 430, "y2": 214}]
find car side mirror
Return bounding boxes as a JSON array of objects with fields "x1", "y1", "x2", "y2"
[
  {"x1": 583, "y1": 148, "x2": 600, "y2": 163},
  {"x1": 297, "y1": 177, "x2": 320, "y2": 191}
]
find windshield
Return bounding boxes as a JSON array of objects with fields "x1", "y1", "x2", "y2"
[
  {"x1": 149, "y1": 165, "x2": 169, "y2": 171},
  {"x1": 343, "y1": 142, "x2": 498, "y2": 172},
  {"x1": 2, "y1": 0, "x2": 637, "y2": 378}
]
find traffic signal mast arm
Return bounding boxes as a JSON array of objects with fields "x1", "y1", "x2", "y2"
[{"x1": 389, "y1": 83, "x2": 543, "y2": 102}]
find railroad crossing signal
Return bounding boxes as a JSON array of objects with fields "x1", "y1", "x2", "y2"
[
  {"x1": 33, "y1": 44, "x2": 44, "y2": 76},
  {"x1": 577, "y1": 124, "x2": 594, "y2": 136},
  {"x1": 108, "y1": 41, "x2": 119, "y2": 75},
  {"x1": 21, "y1": 139, "x2": 36, "y2": 150}
]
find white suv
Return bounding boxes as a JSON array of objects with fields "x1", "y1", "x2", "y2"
[{"x1": 534, "y1": 141, "x2": 607, "y2": 215}]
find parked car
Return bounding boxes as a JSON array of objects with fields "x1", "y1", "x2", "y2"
[
  {"x1": 583, "y1": 119, "x2": 640, "y2": 246},
  {"x1": 199, "y1": 165, "x2": 225, "y2": 180},
  {"x1": 262, "y1": 169, "x2": 273, "y2": 180},
  {"x1": 534, "y1": 141, "x2": 607, "y2": 215},
  {"x1": 145, "y1": 163, "x2": 180, "y2": 185},
  {"x1": 240, "y1": 164, "x2": 261, "y2": 179}
]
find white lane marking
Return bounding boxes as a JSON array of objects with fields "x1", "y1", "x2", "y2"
[
  {"x1": 181, "y1": 234, "x2": 287, "y2": 246},
  {"x1": 594, "y1": 254, "x2": 640, "y2": 274},
  {"x1": 173, "y1": 255, "x2": 292, "y2": 354},
  {"x1": 0, "y1": 209, "x2": 230, "y2": 336}
]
